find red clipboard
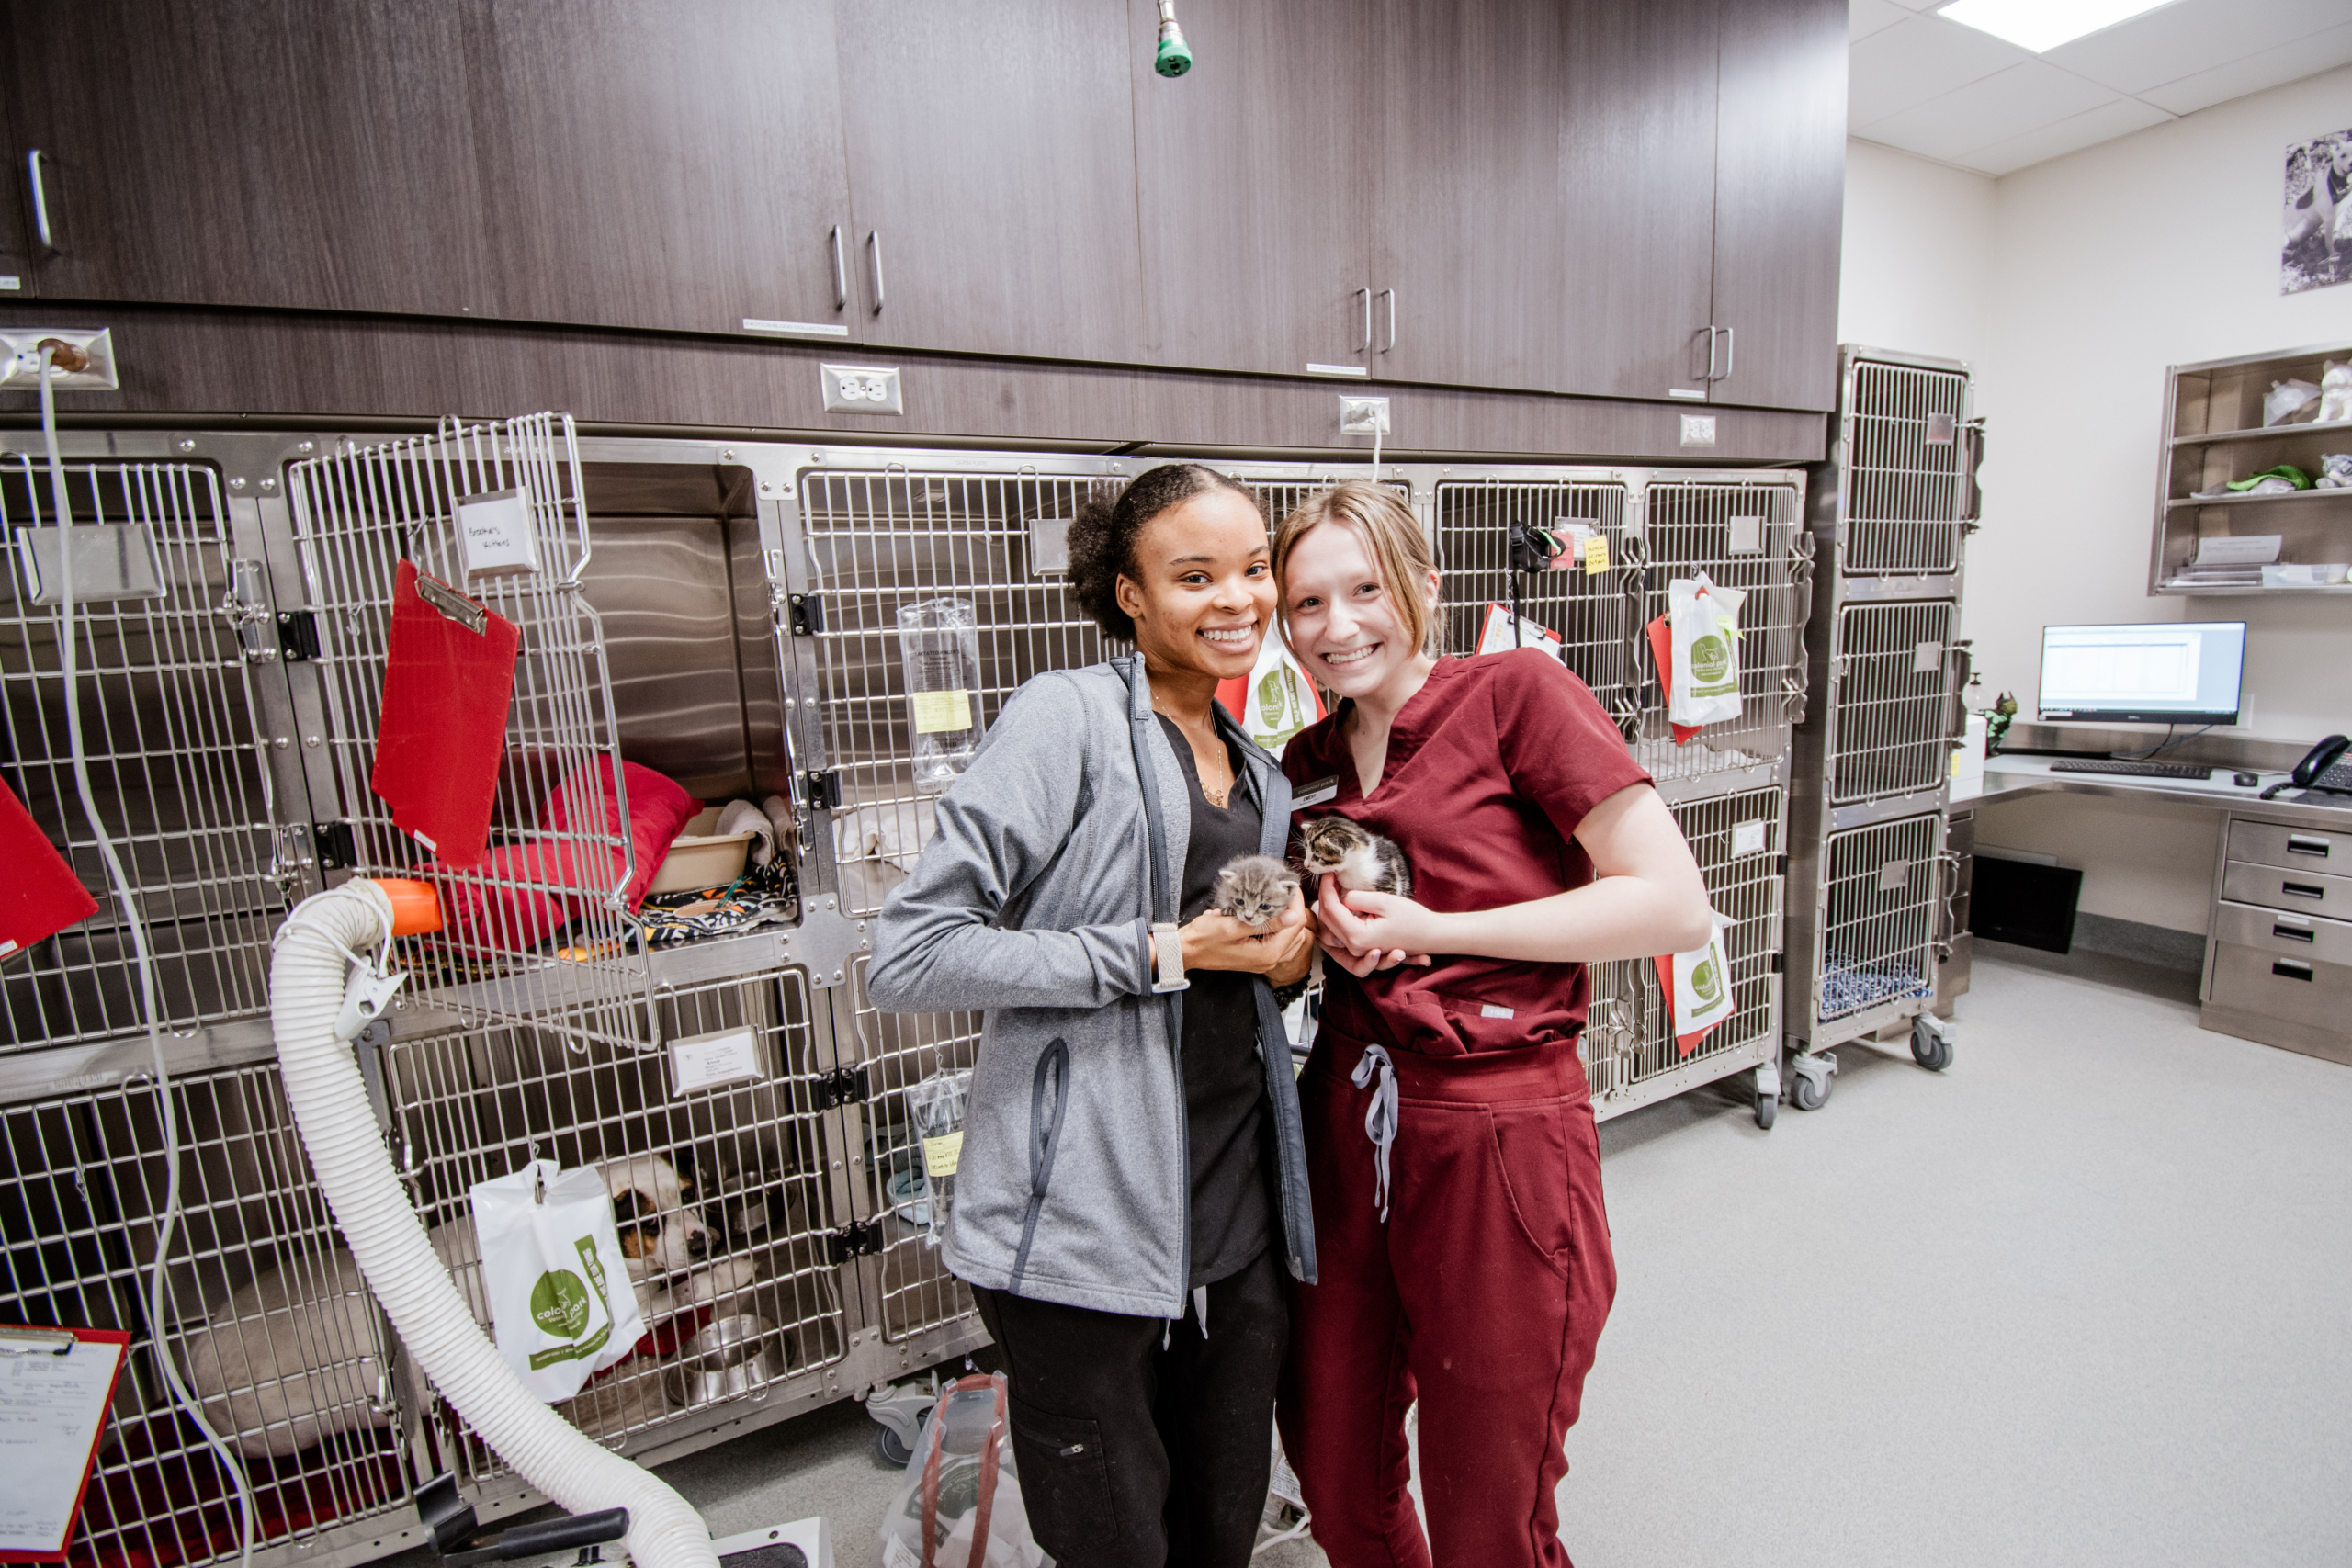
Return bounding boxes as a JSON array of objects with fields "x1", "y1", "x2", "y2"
[
  {"x1": 370, "y1": 561, "x2": 521, "y2": 870},
  {"x1": 0, "y1": 1324, "x2": 132, "y2": 1562},
  {"x1": 0, "y1": 774, "x2": 99, "y2": 962}
]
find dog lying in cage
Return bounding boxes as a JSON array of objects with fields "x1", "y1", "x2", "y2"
[{"x1": 183, "y1": 1151, "x2": 800, "y2": 1458}]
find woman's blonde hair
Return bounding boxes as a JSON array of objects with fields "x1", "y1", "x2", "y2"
[{"x1": 1270, "y1": 480, "x2": 1440, "y2": 657}]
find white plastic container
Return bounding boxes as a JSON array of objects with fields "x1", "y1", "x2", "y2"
[{"x1": 647, "y1": 807, "x2": 759, "y2": 896}]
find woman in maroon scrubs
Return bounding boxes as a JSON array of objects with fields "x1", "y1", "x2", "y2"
[{"x1": 1270, "y1": 482, "x2": 1713, "y2": 1568}]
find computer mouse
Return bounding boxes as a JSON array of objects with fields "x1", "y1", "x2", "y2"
[{"x1": 2233, "y1": 772, "x2": 2259, "y2": 787}]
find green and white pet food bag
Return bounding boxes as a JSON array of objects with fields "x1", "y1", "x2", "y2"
[
  {"x1": 1667, "y1": 571, "x2": 1743, "y2": 728},
  {"x1": 1670, "y1": 913, "x2": 1737, "y2": 1035},
  {"x1": 470, "y1": 1159, "x2": 647, "y2": 1403}
]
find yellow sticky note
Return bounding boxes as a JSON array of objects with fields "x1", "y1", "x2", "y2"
[
  {"x1": 910, "y1": 689, "x2": 972, "y2": 735},
  {"x1": 922, "y1": 1131, "x2": 964, "y2": 1179},
  {"x1": 1582, "y1": 534, "x2": 1611, "y2": 575}
]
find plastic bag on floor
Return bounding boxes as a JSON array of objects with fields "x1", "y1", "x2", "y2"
[{"x1": 881, "y1": 1372, "x2": 1048, "y2": 1568}]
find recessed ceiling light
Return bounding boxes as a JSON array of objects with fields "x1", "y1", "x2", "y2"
[{"x1": 1936, "y1": 0, "x2": 2173, "y2": 53}]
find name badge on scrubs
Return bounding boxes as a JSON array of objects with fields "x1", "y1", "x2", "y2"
[{"x1": 1293, "y1": 775, "x2": 1339, "y2": 808}]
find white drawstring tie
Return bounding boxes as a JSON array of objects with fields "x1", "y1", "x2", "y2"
[{"x1": 1351, "y1": 1044, "x2": 1397, "y2": 1222}]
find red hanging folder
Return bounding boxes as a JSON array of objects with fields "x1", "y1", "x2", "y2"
[
  {"x1": 370, "y1": 560, "x2": 520, "y2": 869},
  {"x1": 0, "y1": 774, "x2": 99, "y2": 962}
]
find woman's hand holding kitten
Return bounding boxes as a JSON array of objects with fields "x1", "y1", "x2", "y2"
[
  {"x1": 1315, "y1": 875, "x2": 1437, "y2": 977},
  {"x1": 1182, "y1": 884, "x2": 1316, "y2": 982}
]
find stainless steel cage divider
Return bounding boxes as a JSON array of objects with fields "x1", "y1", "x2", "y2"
[
  {"x1": 2, "y1": 457, "x2": 289, "y2": 1053},
  {"x1": 285, "y1": 416, "x2": 660, "y2": 1047},
  {"x1": 1785, "y1": 347, "x2": 1982, "y2": 1089}
]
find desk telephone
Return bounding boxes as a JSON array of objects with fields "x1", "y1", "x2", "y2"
[{"x1": 2259, "y1": 735, "x2": 2352, "y2": 800}]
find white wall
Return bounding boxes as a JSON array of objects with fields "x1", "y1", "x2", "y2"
[{"x1": 1842, "y1": 66, "x2": 2352, "y2": 933}]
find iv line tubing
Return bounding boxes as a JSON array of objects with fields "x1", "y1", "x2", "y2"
[{"x1": 40, "y1": 347, "x2": 259, "y2": 1568}]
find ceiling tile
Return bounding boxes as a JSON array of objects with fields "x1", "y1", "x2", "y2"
[
  {"x1": 2138, "y1": 19, "x2": 2352, "y2": 113},
  {"x1": 1849, "y1": 15, "x2": 2036, "y2": 126},
  {"x1": 2045, "y1": 0, "x2": 2352, "y2": 95},
  {"x1": 1952, "y1": 96, "x2": 2175, "y2": 175},
  {"x1": 1857, "y1": 59, "x2": 2121, "y2": 160},
  {"x1": 1850, "y1": 0, "x2": 1911, "y2": 44}
]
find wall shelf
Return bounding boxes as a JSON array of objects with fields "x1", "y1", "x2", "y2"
[
  {"x1": 2170, "y1": 417, "x2": 2352, "y2": 448},
  {"x1": 2165, "y1": 487, "x2": 2352, "y2": 510}
]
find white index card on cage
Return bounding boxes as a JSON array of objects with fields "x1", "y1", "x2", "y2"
[
  {"x1": 672, "y1": 1026, "x2": 763, "y2": 1097},
  {"x1": 1913, "y1": 640, "x2": 1944, "y2": 673},
  {"x1": 454, "y1": 488, "x2": 542, "y2": 580},
  {"x1": 1727, "y1": 513, "x2": 1763, "y2": 554},
  {"x1": 1732, "y1": 819, "x2": 1767, "y2": 858}
]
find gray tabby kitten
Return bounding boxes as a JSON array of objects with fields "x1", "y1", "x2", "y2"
[
  {"x1": 1211, "y1": 854, "x2": 1301, "y2": 927},
  {"x1": 1297, "y1": 816, "x2": 1413, "y2": 898}
]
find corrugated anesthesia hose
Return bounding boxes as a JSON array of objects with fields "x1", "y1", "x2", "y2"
[{"x1": 269, "y1": 881, "x2": 718, "y2": 1568}]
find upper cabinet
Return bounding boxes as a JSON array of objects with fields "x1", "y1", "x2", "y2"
[
  {"x1": 835, "y1": 0, "x2": 1145, "y2": 365},
  {"x1": 1707, "y1": 0, "x2": 1847, "y2": 413},
  {"x1": 478, "y1": 0, "x2": 859, "y2": 341},
  {"x1": 0, "y1": 0, "x2": 1844, "y2": 412},
  {"x1": 1129, "y1": 0, "x2": 1372, "y2": 379}
]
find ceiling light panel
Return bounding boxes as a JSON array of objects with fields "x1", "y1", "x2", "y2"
[{"x1": 1936, "y1": 0, "x2": 2177, "y2": 53}]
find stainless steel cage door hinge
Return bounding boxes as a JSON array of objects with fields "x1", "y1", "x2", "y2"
[
  {"x1": 313, "y1": 820, "x2": 357, "y2": 871},
  {"x1": 276, "y1": 609, "x2": 321, "y2": 661},
  {"x1": 827, "y1": 1217, "x2": 887, "y2": 1265},
  {"x1": 804, "y1": 769, "x2": 842, "y2": 810},
  {"x1": 814, "y1": 1064, "x2": 870, "y2": 1109},
  {"x1": 788, "y1": 593, "x2": 826, "y2": 636}
]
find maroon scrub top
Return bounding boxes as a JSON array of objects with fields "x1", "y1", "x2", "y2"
[{"x1": 1282, "y1": 649, "x2": 1652, "y2": 1057}]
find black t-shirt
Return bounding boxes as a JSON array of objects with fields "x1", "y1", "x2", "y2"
[{"x1": 1157, "y1": 714, "x2": 1273, "y2": 1288}]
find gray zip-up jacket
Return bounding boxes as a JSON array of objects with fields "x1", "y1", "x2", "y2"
[{"x1": 867, "y1": 653, "x2": 1317, "y2": 1318}]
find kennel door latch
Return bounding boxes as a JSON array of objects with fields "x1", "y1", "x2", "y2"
[
  {"x1": 788, "y1": 592, "x2": 826, "y2": 636},
  {"x1": 827, "y1": 1217, "x2": 887, "y2": 1264},
  {"x1": 815, "y1": 1064, "x2": 870, "y2": 1109}
]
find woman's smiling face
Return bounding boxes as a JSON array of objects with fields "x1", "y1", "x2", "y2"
[
  {"x1": 1114, "y1": 487, "x2": 1275, "y2": 682},
  {"x1": 1280, "y1": 519, "x2": 1437, "y2": 703}
]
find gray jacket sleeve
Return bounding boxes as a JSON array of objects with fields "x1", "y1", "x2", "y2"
[{"x1": 868, "y1": 673, "x2": 1152, "y2": 1012}]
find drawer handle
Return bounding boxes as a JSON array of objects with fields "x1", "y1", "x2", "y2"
[
  {"x1": 2281, "y1": 881, "x2": 2326, "y2": 899},
  {"x1": 2271, "y1": 960, "x2": 2314, "y2": 981},
  {"x1": 2287, "y1": 834, "x2": 2330, "y2": 858},
  {"x1": 2272, "y1": 922, "x2": 2315, "y2": 943}
]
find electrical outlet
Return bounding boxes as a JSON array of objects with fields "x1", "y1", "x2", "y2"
[
  {"x1": 1679, "y1": 413, "x2": 1717, "y2": 448},
  {"x1": 819, "y1": 363, "x2": 903, "y2": 414},
  {"x1": 0, "y1": 329, "x2": 119, "y2": 390},
  {"x1": 1339, "y1": 396, "x2": 1391, "y2": 435}
]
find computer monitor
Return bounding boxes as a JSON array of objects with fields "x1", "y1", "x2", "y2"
[{"x1": 2037, "y1": 620, "x2": 2245, "y2": 725}]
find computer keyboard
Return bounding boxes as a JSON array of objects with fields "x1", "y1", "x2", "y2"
[{"x1": 2048, "y1": 758, "x2": 2214, "y2": 781}]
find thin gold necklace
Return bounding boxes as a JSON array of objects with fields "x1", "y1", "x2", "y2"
[{"x1": 1155, "y1": 702, "x2": 1230, "y2": 807}]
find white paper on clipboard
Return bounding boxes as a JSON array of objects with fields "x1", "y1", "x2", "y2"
[{"x1": 0, "y1": 1327, "x2": 128, "y2": 1554}]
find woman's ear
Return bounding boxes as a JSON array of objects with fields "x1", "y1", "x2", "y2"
[{"x1": 1114, "y1": 572, "x2": 1147, "y2": 624}]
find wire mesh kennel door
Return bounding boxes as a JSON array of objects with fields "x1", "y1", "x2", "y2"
[
  {"x1": 1, "y1": 1060, "x2": 412, "y2": 1568},
  {"x1": 1813, "y1": 809, "x2": 1947, "y2": 1033},
  {"x1": 1826, "y1": 600, "x2": 1965, "y2": 807},
  {"x1": 285, "y1": 415, "x2": 658, "y2": 1044},
  {"x1": 379, "y1": 969, "x2": 853, "y2": 1482},
  {"x1": 1, "y1": 457, "x2": 294, "y2": 1053},
  {"x1": 1633, "y1": 476, "x2": 1811, "y2": 785},
  {"x1": 1432, "y1": 475, "x2": 1640, "y2": 728},
  {"x1": 1841, "y1": 355, "x2": 1973, "y2": 577}
]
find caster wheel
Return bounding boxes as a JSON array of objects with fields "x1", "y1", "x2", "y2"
[
  {"x1": 1755, "y1": 1092, "x2": 1776, "y2": 1131},
  {"x1": 1790, "y1": 1070, "x2": 1830, "y2": 1112},
  {"x1": 1911, "y1": 1021, "x2": 1953, "y2": 1072},
  {"x1": 874, "y1": 1425, "x2": 913, "y2": 1468}
]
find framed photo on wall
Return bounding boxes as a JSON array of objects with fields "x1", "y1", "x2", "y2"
[{"x1": 2283, "y1": 129, "x2": 2351, "y2": 294}]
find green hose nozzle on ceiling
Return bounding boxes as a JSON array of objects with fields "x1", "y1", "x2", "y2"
[{"x1": 1155, "y1": 0, "x2": 1192, "y2": 76}]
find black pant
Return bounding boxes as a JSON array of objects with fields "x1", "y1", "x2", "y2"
[{"x1": 971, "y1": 1249, "x2": 1288, "y2": 1568}]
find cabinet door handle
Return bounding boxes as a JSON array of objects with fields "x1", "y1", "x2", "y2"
[
  {"x1": 1353, "y1": 287, "x2": 1371, "y2": 354},
  {"x1": 1716, "y1": 325, "x2": 1735, "y2": 381},
  {"x1": 1702, "y1": 323, "x2": 1721, "y2": 382},
  {"x1": 2281, "y1": 880, "x2": 2326, "y2": 899},
  {"x1": 27, "y1": 149, "x2": 53, "y2": 251},
  {"x1": 1378, "y1": 288, "x2": 1396, "y2": 353},
  {"x1": 2271, "y1": 959, "x2": 2314, "y2": 981},
  {"x1": 2272, "y1": 922, "x2": 2315, "y2": 943},
  {"x1": 867, "y1": 231, "x2": 885, "y2": 316},
  {"x1": 831, "y1": 224, "x2": 846, "y2": 311},
  {"x1": 2287, "y1": 834, "x2": 2330, "y2": 858}
]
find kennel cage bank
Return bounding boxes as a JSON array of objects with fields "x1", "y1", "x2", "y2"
[
  {"x1": 1431, "y1": 466, "x2": 1806, "y2": 1124},
  {"x1": 1781, "y1": 346, "x2": 1983, "y2": 1107}
]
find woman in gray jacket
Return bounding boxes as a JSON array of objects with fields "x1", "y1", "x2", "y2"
[{"x1": 869, "y1": 462, "x2": 1318, "y2": 1568}]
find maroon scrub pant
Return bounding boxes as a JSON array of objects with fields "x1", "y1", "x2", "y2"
[{"x1": 1277, "y1": 1033, "x2": 1615, "y2": 1568}]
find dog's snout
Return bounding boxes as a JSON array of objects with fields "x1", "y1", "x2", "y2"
[{"x1": 686, "y1": 1231, "x2": 708, "y2": 1260}]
